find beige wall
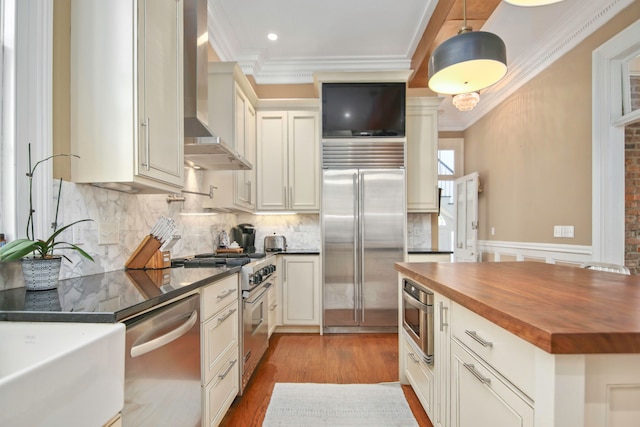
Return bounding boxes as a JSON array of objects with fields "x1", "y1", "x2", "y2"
[
  {"x1": 52, "y1": 0, "x2": 71, "y2": 180},
  {"x1": 464, "y1": 1, "x2": 640, "y2": 246}
]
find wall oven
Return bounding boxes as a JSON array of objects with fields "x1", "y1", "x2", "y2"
[{"x1": 402, "y1": 278, "x2": 434, "y2": 364}]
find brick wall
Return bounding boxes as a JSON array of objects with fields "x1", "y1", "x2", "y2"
[{"x1": 624, "y1": 76, "x2": 640, "y2": 274}]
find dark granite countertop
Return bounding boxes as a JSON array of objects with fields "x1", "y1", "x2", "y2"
[
  {"x1": 407, "y1": 249, "x2": 453, "y2": 254},
  {"x1": 267, "y1": 249, "x2": 320, "y2": 255},
  {"x1": 0, "y1": 266, "x2": 240, "y2": 323}
]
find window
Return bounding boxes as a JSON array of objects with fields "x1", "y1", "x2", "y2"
[
  {"x1": 437, "y1": 138, "x2": 464, "y2": 207},
  {"x1": 1, "y1": 0, "x2": 53, "y2": 242}
]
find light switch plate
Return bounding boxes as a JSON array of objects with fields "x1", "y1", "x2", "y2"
[{"x1": 99, "y1": 222, "x2": 119, "y2": 245}]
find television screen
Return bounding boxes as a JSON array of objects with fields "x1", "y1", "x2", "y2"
[{"x1": 322, "y1": 82, "x2": 406, "y2": 138}]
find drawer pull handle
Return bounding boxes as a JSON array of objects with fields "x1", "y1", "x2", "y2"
[
  {"x1": 217, "y1": 308, "x2": 237, "y2": 324},
  {"x1": 217, "y1": 288, "x2": 236, "y2": 300},
  {"x1": 408, "y1": 352, "x2": 420, "y2": 364},
  {"x1": 218, "y1": 358, "x2": 238, "y2": 380},
  {"x1": 465, "y1": 330, "x2": 493, "y2": 347},
  {"x1": 463, "y1": 363, "x2": 491, "y2": 384}
]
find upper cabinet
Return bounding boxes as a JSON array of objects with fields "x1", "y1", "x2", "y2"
[
  {"x1": 256, "y1": 104, "x2": 320, "y2": 212},
  {"x1": 406, "y1": 97, "x2": 440, "y2": 212},
  {"x1": 70, "y1": 0, "x2": 184, "y2": 193},
  {"x1": 203, "y1": 63, "x2": 258, "y2": 212}
]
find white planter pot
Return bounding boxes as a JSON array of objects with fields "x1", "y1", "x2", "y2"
[{"x1": 21, "y1": 257, "x2": 62, "y2": 291}]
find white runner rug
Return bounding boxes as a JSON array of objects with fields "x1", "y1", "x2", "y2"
[{"x1": 262, "y1": 382, "x2": 420, "y2": 427}]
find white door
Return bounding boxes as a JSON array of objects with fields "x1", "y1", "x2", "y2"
[{"x1": 454, "y1": 172, "x2": 479, "y2": 262}]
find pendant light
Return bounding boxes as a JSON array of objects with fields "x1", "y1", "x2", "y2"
[
  {"x1": 503, "y1": 0, "x2": 565, "y2": 6},
  {"x1": 452, "y1": 92, "x2": 480, "y2": 111},
  {"x1": 427, "y1": 0, "x2": 507, "y2": 95}
]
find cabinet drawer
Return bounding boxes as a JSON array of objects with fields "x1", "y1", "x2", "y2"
[
  {"x1": 450, "y1": 302, "x2": 535, "y2": 397},
  {"x1": 451, "y1": 339, "x2": 533, "y2": 427},
  {"x1": 403, "y1": 336, "x2": 434, "y2": 417},
  {"x1": 202, "y1": 300, "x2": 239, "y2": 385},
  {"x1": 202, "y1": 275, "x2": 239, "y2": 321},
  {"x1": 204, "y1": 344, "x2": 239, "y2": 427}
]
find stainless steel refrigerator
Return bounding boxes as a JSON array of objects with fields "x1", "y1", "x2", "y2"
[{"x1": 322, "y1": 140, "x2": 406, "y2": 333}]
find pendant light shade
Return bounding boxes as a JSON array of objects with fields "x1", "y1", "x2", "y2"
[
  {"x1": 503, "y1": 0, "x2": 565, "y2": 6},
  {"x1": 428, "y1": 31, "x2": 507, "y2": 95}
]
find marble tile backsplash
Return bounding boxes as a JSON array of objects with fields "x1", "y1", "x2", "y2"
[
  {"x1": 43, "y1": 169, "x2": 431, "y2": 280},
  {"x1": 407, "y1": 213, "x2": 433, "y2": 249}
]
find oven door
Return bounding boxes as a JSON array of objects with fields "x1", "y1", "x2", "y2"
[
  {"x1": 241, "y1": 283, "x2": 269, "y2": 392},
  {"x1": 402, "y1": 281, "x2": 434, "y2": 364}
]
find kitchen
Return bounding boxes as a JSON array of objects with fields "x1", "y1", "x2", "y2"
[{"x1": 1, "y1": 0, "x2": 640, "y2": 426}]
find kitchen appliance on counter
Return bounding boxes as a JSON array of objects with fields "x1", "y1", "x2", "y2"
[
  {"x1": 122, "y1": 293, "x2": 201, "y2": 426},
  {"x1": 264, "y1": 234, "x2": 287, "y2": 252},
  {"x1": 322, "y1": 140, "x2": 406, "y2": 333},
  {"x1": 231, "y1": 223, "x2": 256, "y2": 253}
]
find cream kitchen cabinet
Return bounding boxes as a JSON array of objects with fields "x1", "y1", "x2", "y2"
[
  {"x1": 433, "y1": 292, "x2": 450, "y2": 427},
  {"x1": 204, "y1": 63, "x2": 258, "y2": 212},
  {"x1": 280, "y1": 255, "x2": 320, "y2": 326},
  {"x1": 399, "y1": 277, "x2": 449, "y2": 427},
  {"x1": 450, "y1": 339, "x2": 534, "y2": 427},
  {"x1": 200, "y1": 274, "x2": 239, "y2": 427},
  {"x1": 406, "y1": 97, "x2": 440, "y2": 212},
  {"x1": 403, "y1": 335, "x2": 435, "y2": 416},
  {"x1": 256, "y1": 110, "x2": 320, "y2": 212},
  {"x1": 70, "y1": 0, "x2": 184, "y2": 193}
]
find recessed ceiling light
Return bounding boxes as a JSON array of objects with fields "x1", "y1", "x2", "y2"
[{"x1": 267, "y1": 33, "x2": 278, "y2": 41}]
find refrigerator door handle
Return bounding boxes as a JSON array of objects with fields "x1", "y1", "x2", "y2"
[
  {"x1": 359, "y1": 172, "x2": 365, "y2": 323},
  {"x1": 353, "y1": 172, "x2": 359, "y2": 323}
]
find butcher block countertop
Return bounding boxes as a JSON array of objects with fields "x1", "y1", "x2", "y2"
[{"x1": 395, "y1": 261, "x2": 640, "y2": 355}]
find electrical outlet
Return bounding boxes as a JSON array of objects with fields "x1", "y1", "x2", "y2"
[
  {"x1": 99, "y1": 222, "x2": 119, "y2": 245},
  {"x1": 563, "y1": 225, "x2": 574, "y2": 238},
  {"x1": 553, "y1": 226, "x2": 562, "y2": 238}
]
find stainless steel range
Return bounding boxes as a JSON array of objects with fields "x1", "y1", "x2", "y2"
[{"x1": 239, "y1": 255, "x2": 276, "y2": 394}]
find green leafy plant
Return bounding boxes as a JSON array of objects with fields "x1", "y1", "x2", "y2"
[{"x1": 0, "y1": 145, "x2": 94, "y2": 263}]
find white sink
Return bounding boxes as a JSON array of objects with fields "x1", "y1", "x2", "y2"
[{"x1": 0, "y1": 321, "x2": 125, "y2": 427}]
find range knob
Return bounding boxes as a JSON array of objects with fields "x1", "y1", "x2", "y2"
[
  {"x1": 269, "y1": 265, "x2": 276, "y2": 273},
  {"x1": 251, "y1": 273, "x2": 263, "y2": 284}
]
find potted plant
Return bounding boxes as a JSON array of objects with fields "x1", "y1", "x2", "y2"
[{"x1": 0, "y1": 145, "x2": 93, "y2": 290}]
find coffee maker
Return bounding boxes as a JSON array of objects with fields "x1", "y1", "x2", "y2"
[{"x1": 231, "y1": 223, "x2": 256, "y2": 253}]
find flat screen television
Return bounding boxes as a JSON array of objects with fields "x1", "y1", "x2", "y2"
[{"x1": 322, "y1": 82, "x2": 406, "y2": 138}]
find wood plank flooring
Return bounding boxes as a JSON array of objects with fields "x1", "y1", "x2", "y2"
[{"x1": 220, "y1": 333, "x2": 433, "y2": 427}]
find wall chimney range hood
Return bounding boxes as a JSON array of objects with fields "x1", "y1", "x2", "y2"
[{"x1": 183, "y1": 0, "x2": 252, "y2": 171}]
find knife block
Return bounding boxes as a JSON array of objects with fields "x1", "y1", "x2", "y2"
[{"x1": 125, "y1": 235, "x2": 170, "y2": 269}]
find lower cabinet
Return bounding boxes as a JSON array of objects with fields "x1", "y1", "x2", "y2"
[
  {"x1": 403, "y1": 336, "x2": 435, "y2": 416},
  {"x1": 280, "y1": 255, "x2": 320, "y2": 326},
  {"x1": 200, "y1": 274, "x2": 240, "y2": 427},
  {"x1": 450, "y1": 339, "x2": 534, "y2": 427},
  {"x1": 433, "y1": 293, "x2": 450, "y2": 427}
]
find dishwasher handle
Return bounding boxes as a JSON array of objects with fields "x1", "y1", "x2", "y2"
[{"x1": 131, "y1": 310, "x2": 198, "y2": 358}]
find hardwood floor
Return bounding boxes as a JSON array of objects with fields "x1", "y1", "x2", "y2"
[{"x1": 220, "y1": 333, "x2": 433, "y2": 427}]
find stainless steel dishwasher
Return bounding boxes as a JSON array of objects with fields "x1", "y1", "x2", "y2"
[{"x1": 122, "y1": 293, "x2": 201, "y2": 427}]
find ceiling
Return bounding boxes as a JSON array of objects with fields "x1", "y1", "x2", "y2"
[{"x1": 208, "y1": 0, "x2": 626, "y2": 130}]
